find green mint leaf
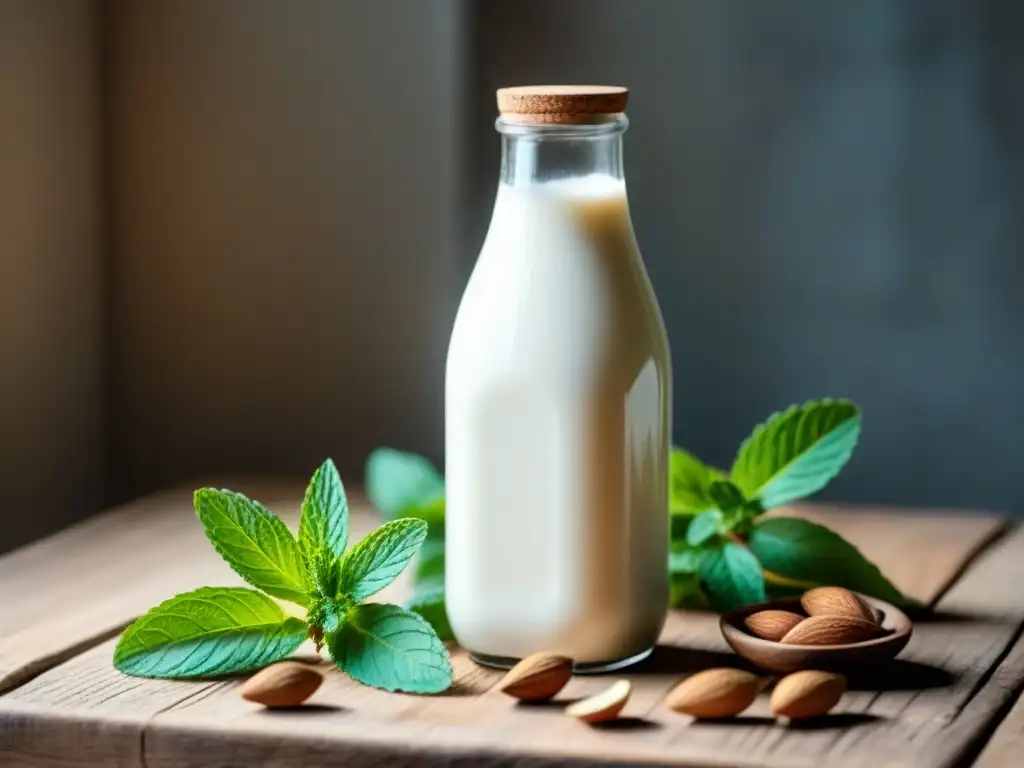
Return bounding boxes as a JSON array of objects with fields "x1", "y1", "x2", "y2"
[
  {"x1": 670, "y1": 571, "x2": 710, "y2": 610},
  {"x1": 113, "y1": 587, "x2": 308, "y2": 678},
  {"x1": 406, "y1": 584, "x2": 453, "y2": 642},
  {"x1": 669, "y1": 542, "x2": 704, "y2": 574},
  {"x1": 194, "y1": 489, "x2": 309, "y2": 606},
  {"x1": 366, "y1": 448, "x2": 444, "y2": 519},
  {"x1": 699, "y1": 542, "x2": 766, "y2": 611},
  {"x1": 306, "y1": 545, "x2": 341, "y2": 600},
  {"x1": 748, "y1": 517, "x2": 904, "y2": 603},
  {"x1": 685, "y1": 510, "x2": 722, "y2": 546},
  {"x1": 414, "y1": 538, "x2": 445, "y2": 588},
  {"x1": 402, "y1": 496, "x2": 446, "y2": 539},
  {"x1": 338, "y1": 518, "x2": 428, "y2": 602},
  {"x1": 299, "y1": 458, "x2": 349, "y2": 562},
  {"x1": 328, "y1": 603, "x2": 452, "y2": 693},
  {"x1": 730, "y1": 399, "x2": 861, "y2": 508},
  {"x1": 308, "y1": 595, "x2": 345, "y2": 635},
  {"x1": 765, "y1": 580, "x2": 808, "y2": 600},
  {"x1": 670, "y1": 447, "x2": 727, "y2": 515},
  {"x1": 708, "y1": 480, "x2": 745, "y2": 512},
  {"x1": 670, "y1": 512, "x2": 692, "y2": 542}
]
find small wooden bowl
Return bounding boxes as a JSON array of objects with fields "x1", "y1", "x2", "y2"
[{"x1": 720, "y1": 594, "x2": 912, "y2": 674}]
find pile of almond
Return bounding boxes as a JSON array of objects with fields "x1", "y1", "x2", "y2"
[
  {"x1": 497, "y1": 649, "x2": 847, "y2": 723},
  {"x1": 666, "y1": 667, "x2": 846, "y2": 720},
  {"x1": 743, "y1": 586, "x2": 888, "y2": 645}
]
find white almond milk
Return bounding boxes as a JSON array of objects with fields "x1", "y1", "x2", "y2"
[{"x1": 446, "y1": 171, "x2": 671, "y2": 668}]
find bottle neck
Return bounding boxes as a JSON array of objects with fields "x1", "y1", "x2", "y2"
[{"x1": 497, "y1": 115, "x2": 627, "y2": 188}]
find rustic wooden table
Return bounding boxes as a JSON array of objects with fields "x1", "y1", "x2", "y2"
[{"x1": 2, "y1": 483, "x2": 1023, "y2": 767}]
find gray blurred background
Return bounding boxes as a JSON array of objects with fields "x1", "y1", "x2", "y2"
[{"x1": 2, "y1": 0, "x2": 1022, "y2": 552}]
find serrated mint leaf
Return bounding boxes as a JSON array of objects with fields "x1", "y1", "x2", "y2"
[
  {"x1": 113, "y1": 587, "x2": 308, "y2": 678},
  {"x1": 686, "y1": 510, "x2": 721, "y2": 546},
  {"x1": 328, "y1": 603, "x2": 452, "y2": 693},
  {"x1": 699, "y1": 542, "x2": 765, "y2": 611},
  {"x1": 730, "y1": 399, "x2": 861, "y2": 508},
  {"x1": 406, "y1": 584, "x2": 453, "y2": 642},
  {"x1": 194, "y1": 489, "x2": 309, "y2": 606},
  {"x1": 670, "y1": 447, "x2": 727, "y2": 515},
  {"x1": 338, "y1": 518, "x2": 428, "y2": 601},
  {"x1": 299, "y1": 458, "x2": 348, "y2": 562},
  {"x1": 749, "y1": 517, "x2": 904, "y2": 603},
  {"x1": 415, "y1": 538, "x2": 445, "y2": 588},
  {"x1": 366, "y1": 448, "x2": 445, "y2": 519},
  {"x1": 306, "y1": 545, "x2": 341, "y2": 600}
]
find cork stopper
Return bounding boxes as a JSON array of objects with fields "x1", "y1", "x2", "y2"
[{"x1": 497, "y1": 85, "x2": 628, "y2": 125}]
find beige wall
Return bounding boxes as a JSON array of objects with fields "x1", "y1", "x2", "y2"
[
  {"x1": 0, "y1": 0, "x2": 104, "y2": 551},
  {"x1": 106, "y1": 1, "x2": 462, "y2": 499}
]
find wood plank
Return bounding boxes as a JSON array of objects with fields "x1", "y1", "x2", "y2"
[
  {"x1": 968, "y1": 638, "x2": 1024, "y2": 767},
  {"x1": 141, "y1": 527, "x2": 1024, "y2": 768},
  {"x1": 0, "y1": 488, "x2": 1011, "y2": 767},
  {"x1": 0, "y1": 482, "x2": 306, "y2": 695}
]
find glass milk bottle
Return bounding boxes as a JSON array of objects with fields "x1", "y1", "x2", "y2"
[{"x1": 446, "y1": 86, "x2": 670, "y2": 671}]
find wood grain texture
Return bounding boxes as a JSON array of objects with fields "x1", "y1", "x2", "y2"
[
  {"x1": 0, "y1": 482, "x2": 308, "y2": 696},
  {"x1": 0, "y1": 489, "x2": 1016, "y2": 767},
  {"x1": 141, "y1": 523, "x2": 1024, "y2": 768},
  {"x1": 972, "y1": 635, "x2": 1024, "y2": 768}
]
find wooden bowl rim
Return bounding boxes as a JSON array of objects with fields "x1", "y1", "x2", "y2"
[{"x1": 720, "y1": 593, "x2": 913, "y2": 652}]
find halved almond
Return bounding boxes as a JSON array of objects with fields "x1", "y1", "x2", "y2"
[{"x1": 565, "y1": 679, "x2": 631, "y2": 724}]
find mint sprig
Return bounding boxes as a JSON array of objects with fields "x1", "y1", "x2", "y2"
[
  {"x1": 114, "y1": 459, "x2": 452, "y2": 693},
  {"x1": 368, "y1": 398, "x2": 908, "y2": 620}
]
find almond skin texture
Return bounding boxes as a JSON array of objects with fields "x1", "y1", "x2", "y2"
[
  {"x1": 240, "y1": 661, "x2": 323, "y2": 707},
  {"x1": 744, "y1": 610, "x2": 805, "y2": 641},
  {"x1": 771, "y1": 670, "x2": 846, "y2": 719},
  {"x1": 801, "y1": 587, "x2": 877, "y2": 624},
  {"x1": 565, "y1": 679, "x2": 631, "y2": 723},
  {"x1": 499, "y1": 653, "x2": 573, "y2": 701},
  {"x1": 665, "y1": 668, "x2": 764, "y2": 718},
  {"x1": 781, "y1": 615, "x2": 883, "y2": 646}
]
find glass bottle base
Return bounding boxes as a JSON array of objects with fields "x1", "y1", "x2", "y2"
[{"x1": 468, "y1": 645, "x2": 653, "y2": 674}]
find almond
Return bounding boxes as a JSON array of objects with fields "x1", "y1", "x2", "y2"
[
  {"x1": 771, "y1": 670, "x2": 846, "y2": 719},
  {"x1": 240, "y1": 661, "x2": 323, "y2": 707},
  {"x1": 780, "y1": 615, "x2": 883, "y2": 646},
  {"x1": 744, "y1": 610, "x2": 805, "y2": 641},
  {"x1": 499, "y1": 652, "x2": 573, "y2": 701},
  {"x1": 565, "y1": 679, "x2": 631, "y2": 723},
  {"x1": 664, "y1": 668, "x2": 765, "y2": 719},
  {"x1": 801, "y1": 587, "x2": 877, "y2": 624}
]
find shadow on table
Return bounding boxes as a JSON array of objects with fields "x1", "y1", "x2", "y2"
[
  {"x1": 634, "y1": 646, "x2": 762, "y2": 675},
  {"x1": 634, "y1": 646, "x2": 954, "y2": 691},
  {"x1": 783, "y1": 713, "x2": 883, "y2": 729},
  {"x1": 592, "y1": 717, "x2": 661, "y2": 731},
  {"x1": 687, "y1": 713, "x2": 883, "y2": 729},
  {"x1": 846, "y1": 660, "x2": 955, "y2": 691},
  {"x1": 911, "y1": 608, "x2": 1017, "y2": 625},
  {"x1": 260, "y1": 703, "x2": 348, "y2": 715}
]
